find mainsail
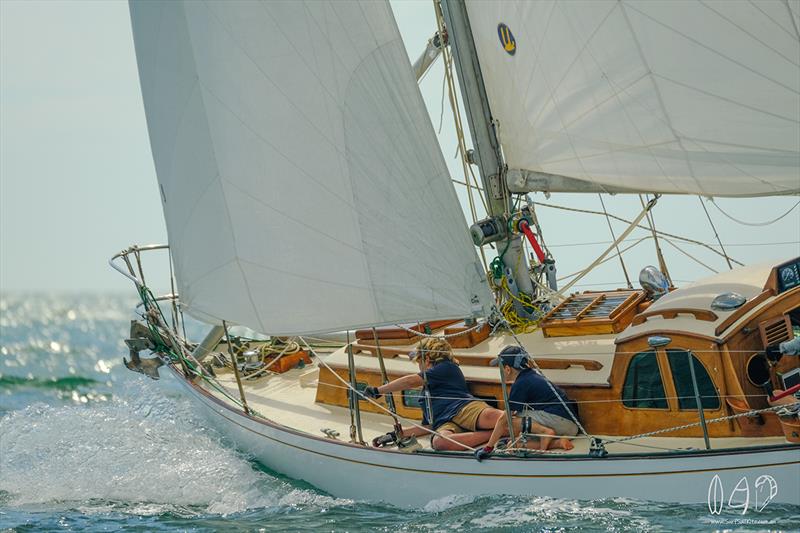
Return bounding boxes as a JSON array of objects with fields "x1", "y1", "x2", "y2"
[
  {"x1": 465, "y1": 0, "x2": 800, "y2": 197},
  {"x1": 129, "y1": 0, "x2": 492, "y2": 335}
]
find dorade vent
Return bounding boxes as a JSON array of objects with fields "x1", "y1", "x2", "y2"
[
  {"x1": 542, "y1": 290, "x2": 645, "y2": 337},
  {"x1": 759, "y1": 315, "x2": 793, "y2": 348}
]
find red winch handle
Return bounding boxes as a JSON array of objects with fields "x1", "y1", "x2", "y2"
[
  {"x1": 769, "y1": 383, "x2": 800, "y2": 403},
  {"x1": 518, "y1": 220, "x2": 546, "y2": 264}
]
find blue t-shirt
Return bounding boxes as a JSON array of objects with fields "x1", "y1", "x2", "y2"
[
  {"x1": 507, "y1": 368, "x2": 578, "y2": 421},
  {"x1": 417, "y1": 360, "x2": 475, "y2": 428}
]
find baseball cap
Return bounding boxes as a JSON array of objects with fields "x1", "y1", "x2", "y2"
[{"x1": 490, "y1": 345, "x2": 530, "y2": 370}]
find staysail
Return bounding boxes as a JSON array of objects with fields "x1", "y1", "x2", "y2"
[
  {"x1": 465, "y1": 0, "x2": 800, "y2": 197},
  {"x1": 129, "y1": 0, "x2": 492, "y2": 335}
]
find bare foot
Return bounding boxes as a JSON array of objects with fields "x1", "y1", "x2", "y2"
[
  {"x1": 551, "y1": 438, "x2": 574, "y2": 451},
  {"x1": 539, "y1": 427, "x2": 555, "y2": 451}
]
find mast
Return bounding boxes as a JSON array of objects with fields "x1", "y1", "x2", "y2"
[{"x1": 439, "y1": 0, "x2": 534, "y2": 300}]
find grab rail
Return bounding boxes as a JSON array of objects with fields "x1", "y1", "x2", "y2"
[
  {"x1": 110, "y1": 244, "x2": 183, "y2": 334},
  {"x1": 109, "y1": 244, "x2": 170, "y2": 287}
]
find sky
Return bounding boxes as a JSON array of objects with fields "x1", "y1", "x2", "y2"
[{"x1": 1, "y1": 0, "x2": 799, "y2": 294}]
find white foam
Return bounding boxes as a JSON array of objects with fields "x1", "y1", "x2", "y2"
[
  {"x1": 422, "y1": 494, "x2": 476, "y2": 513},
  {"x1": 467, "y1": 496, "x2": 642, "y2": 529},
  {"x1": 0, "y1": 379, "x2": 339, "y2": 515}
]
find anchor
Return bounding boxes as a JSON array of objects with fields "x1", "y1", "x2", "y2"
[{"x1": 123, "y1": 320, "x2": 163, "y2": 380}]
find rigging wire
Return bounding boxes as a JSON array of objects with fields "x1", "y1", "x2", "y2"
[
  {"x1": 532, "y1": 201, "x2": 745, "y2": 266},
  {"x1": 698, "y1": 197, "x2": 733, "y2": 270},
  {"x1": 661, "y1": 238, "x2": 719, "y2": 274},
  {"x1": 709, "y1": 197, "x2": 800, "y2": 227},
  {"x1": 556, "y1": 197, "x2": 658, "y2": 296},
  {"x1": 556, "y1": 236, "x2": 652, "y2": 282},
  {"x1": 639, "y1": 194, "x2": 672, "y2": 284},
  {"x1": 546, "y1": 239, "x2": 799, "y2": 248},
  {"x1": 598, "y1": 194, "x2": 632, "y2": 288}
]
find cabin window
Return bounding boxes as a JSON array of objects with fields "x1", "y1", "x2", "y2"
[
  {"x1": 666, "y1": 349, "x2": 720, "y2": 410},
  {"x1": 402, "y1": 389, "x2": 423, "y2": 409},
  {"x1": 622, "y1": 350, "x2": 668, "y2": 409}
]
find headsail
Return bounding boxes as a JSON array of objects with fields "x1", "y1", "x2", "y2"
[
  {"x1": 129, "y1": 0, "x2": 492, "y2": 335},
  {"x1": 465, "y1": 0, "x2": 800, "y2": 197}
]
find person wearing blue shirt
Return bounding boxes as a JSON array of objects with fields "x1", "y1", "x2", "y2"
[
  {"x1": 365, "y1": 337, "x2": 504, "y2": 451},
  {"x1": 475, "y1": 345, "x2": 580, "y2": 461}
]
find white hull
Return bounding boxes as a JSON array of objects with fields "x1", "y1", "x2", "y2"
[{"x1": 174, "y1": 369, "x2": 800, "y2": 508}]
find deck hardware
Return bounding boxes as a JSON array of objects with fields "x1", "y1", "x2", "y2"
[
  {"x1": 589, "y1": 437, "x2": 608, "y2": 458},
  {"x1": 639, "y1": 266, "x2": 669, "y2": 300},
  {"x1": 711, "y1": 292, "x2": 747, "y2": 311},
  {"x1": 397, "y1": 436, "x2": 422, "y2": 453},
  {"x1": 647, "y1": 336, "x2": 672, "y2": 348},
  {"x1": 321, "y1": 428, "x2": 340, "y2": 440}
]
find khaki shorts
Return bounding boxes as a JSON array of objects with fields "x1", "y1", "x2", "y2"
[
  {"x1": 520, "y1": 409, "x2": 579, "y2": 437},
  {"x1": 434, "y1": 400, "x2": 491, "y2": 433}
]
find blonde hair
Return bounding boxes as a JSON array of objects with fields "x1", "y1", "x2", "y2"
[{"x1": 416, "y1": 337, "x2": 453, "y2": 364}]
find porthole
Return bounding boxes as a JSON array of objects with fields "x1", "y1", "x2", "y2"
[{"x1": 746, "y1": 353, "x2": 771, "y2": 388}]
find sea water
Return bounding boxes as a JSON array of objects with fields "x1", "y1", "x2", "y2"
[{"x1": 1, "y1": 293, "x2": 798, "y2": 532}]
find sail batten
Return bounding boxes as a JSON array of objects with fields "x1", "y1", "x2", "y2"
[
  {"x1": 130, "y1": 0, "x2": 492, "y2": 335},
  {"x1": 465, "y1": 0, "x2": 800, "y2": 197}
]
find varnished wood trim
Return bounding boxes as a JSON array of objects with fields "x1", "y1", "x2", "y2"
[
  {"x1": 721, "y1": 287, "x2": 800, "y2": 343},
  {"x1": 631, "y1": 308, "x2": 718, "y2": 326},
  {"x1": 355, "y1": 320, "x2": 459, "y2": 340},
  {"x1": 575, "y1": 294, "x2": 605, "y2": 320},
  {"x1": 349, "y1": 344, "x2": 603, "y2": 371},
  {"x1": 615, "y1": 329, "x2": 719, "y2": 345},
  {"x1": 608, "y1": 291, "x2": 645, "y2": 320}
]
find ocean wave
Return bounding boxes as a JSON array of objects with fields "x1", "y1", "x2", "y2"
[
  {"x1": 0, "y1": 375, "x2": 101, "y2": 390},
  {"x1": 0, "y1": 378, "x2": 343, "y2": 516}
]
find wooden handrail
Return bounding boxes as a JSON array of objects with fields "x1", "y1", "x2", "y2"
[
  {"x1": 349, "y1": 343, "x2": 603, "y2": 370},
  {"x1": 631, "y1": 308, "x2": 718, "y2": 326}
]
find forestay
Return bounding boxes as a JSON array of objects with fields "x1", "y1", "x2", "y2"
[
  {"x1": 129, "y1": 0, "x2": 491, "y2": 335},
  {"x1": 465, "y1": 0, "x2": 800, "y2": 197}
]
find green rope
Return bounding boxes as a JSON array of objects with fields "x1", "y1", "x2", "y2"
[{"x1": 135, "y1": 284, "x2": 265, "y2": 417}]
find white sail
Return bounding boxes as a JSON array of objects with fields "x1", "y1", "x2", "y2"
[
  {"x1": 129, "y1": 0, "x2": 491, "y2": 335},
  {"x1": 465, "y1": 0, "x2": 800, "y2": 197}
]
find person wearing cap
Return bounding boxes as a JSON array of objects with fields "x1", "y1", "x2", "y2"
[
  {"x1": 474, "y1": 346, "x2": 580, "y2": 461},
  {"x1": 364, "y1": 337, "x2": 504, "y2": 451}
]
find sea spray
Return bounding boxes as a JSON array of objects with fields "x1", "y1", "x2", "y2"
[{"x1": 1, "y1": 378, "x2": 288, "y2": 514}]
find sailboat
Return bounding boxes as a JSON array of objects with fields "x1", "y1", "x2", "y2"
[{"x1": 114, "y1": 0, "x2": 800, "y2": 508}]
